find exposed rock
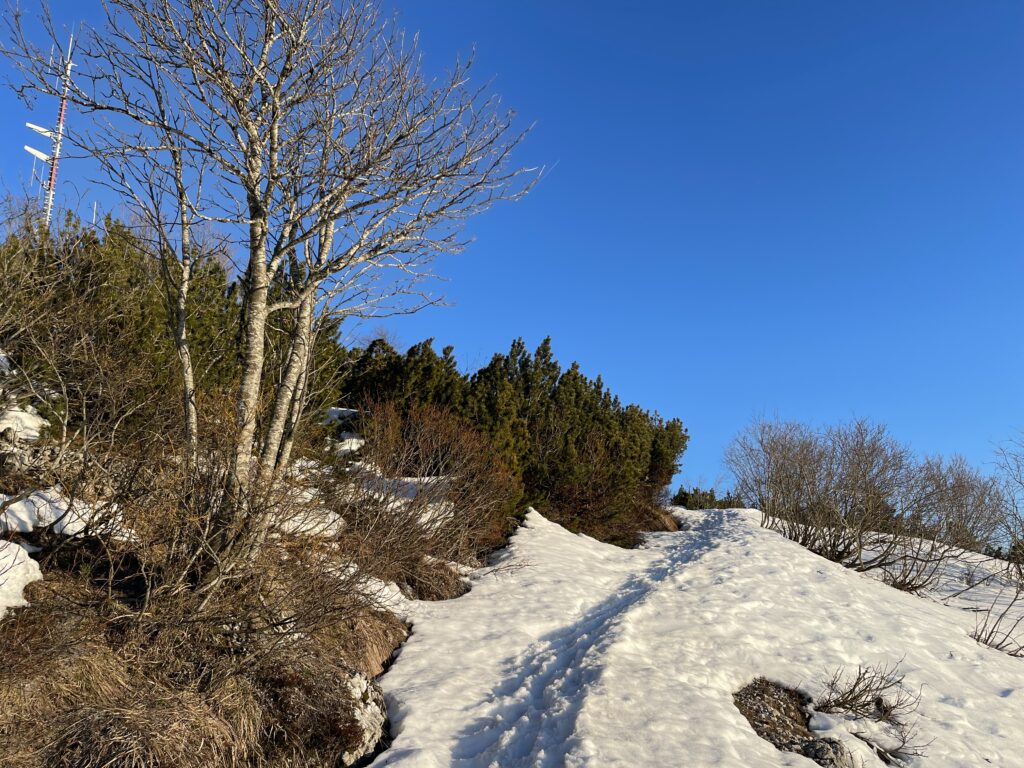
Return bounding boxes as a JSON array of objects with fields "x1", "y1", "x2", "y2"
[
  {"x1": 734, "y1": 677, "x2": 852, "y2": 767},
  {"x1": 801, "y1": 737, "x2": 854, "y2": 767}
]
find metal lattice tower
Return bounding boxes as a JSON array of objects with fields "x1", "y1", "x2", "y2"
[{"x1": 24, "y1": 36, "x2": 74, "y2": 230}]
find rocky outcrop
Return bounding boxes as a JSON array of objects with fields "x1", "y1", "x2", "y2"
[{"x1": 733, "y1": 677, "x2": 852, "y2": 768}]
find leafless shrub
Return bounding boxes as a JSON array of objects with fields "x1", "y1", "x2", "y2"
[
  {"x1": 996, "y1": 436, "x2": 1024, "y2": 581},
  {"x1": 726, "y1": 419, "x2": 852, "y2": 559},
  {"x1": 726, "y1": 417, "x2": 1003, "y2": 592},
  {"x1": 326, "y1": 399, "x2": 520, "y2": 600},
  {"x1": 817, "y1": 662, "x2": 918, "y2": 721},
  {"x1": 816, "y1": 661, "x2": 928, "y2": 765},
  {"x1": 919, "y1": 456, "x2": 1006, "y2": 551},
  {"x1": 971, "y1": 581, "x2": 1024, "y2": 658},
  {"x1": 873, "y1": 534, "x2": 951, "y2": 593}
]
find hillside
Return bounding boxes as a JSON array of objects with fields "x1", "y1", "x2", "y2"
[{"x1": 372, "y1": 509, "x2": 1024, "y2": 767}]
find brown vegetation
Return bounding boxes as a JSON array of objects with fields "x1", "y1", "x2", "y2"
[
  {"x1": 725, "y1": 418, "x2": 1007, "y2": 592},
  {"x1": 329, "y1": 399, "x2": 520, "y2": 600},
  {"x1": 816, "y1": 662, "x2": 928, "y2": 764},
  {"x1": 0, "y1": 0, "x2": 538, "y2": 759}
]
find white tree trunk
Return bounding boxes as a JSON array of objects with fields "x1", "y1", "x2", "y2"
[
  {"x1": 173, "y1": 255, "x2": 199, "y2": 471},
  {"x1": 232, "y1": 225, "x2": 270, "y2": 496},
  {"x1": 258, "y1": 284, "x2": 315, "y2": 486},
  {"x1": 171, "y1": 151, "x2": 198, "y2": 470}
]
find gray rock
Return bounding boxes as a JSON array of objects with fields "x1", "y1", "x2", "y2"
[{"x1": 802, "y1": 737, "x2": 854, "y2": 768}]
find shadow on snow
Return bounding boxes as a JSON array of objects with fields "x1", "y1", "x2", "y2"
[{"x1": 445, "y1": 512, "x2": 724, "y2": 768}]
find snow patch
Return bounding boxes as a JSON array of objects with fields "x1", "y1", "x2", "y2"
[
  {"x1": 1, "y1": 489, "x2": 97, "y2": 536},
  {"x1": 0, "y1": 405, "x2": 47, "y2": 442},
  {"x1": 0, "y1": 540, "x2": 42, "y2": 619}
]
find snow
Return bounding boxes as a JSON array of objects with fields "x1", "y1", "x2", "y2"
[
  {"x1": 326, "y1": 406, "x2": 360, "y2": 424},
  {"x1": 0, "y1": 350, "x2": 48, "y2": 442},
  {"x1": 0, "y1": 540, "x2": 41, "y2": 620},
  {"x1": 0, "y1": 404, "x2": 47, "y2": 442},
  {"x1": 1, "y1": 489, "x2": 96, "y2": 536},
  {"x1": 323, "y1": 408, "x2": 365, "y2": 454},
  {"x1": 374, "y1": 508, "x2": 1024, "y2": 767},
  {"x1": 335, "y1": 435, "x2": 367, "y2": 454}
]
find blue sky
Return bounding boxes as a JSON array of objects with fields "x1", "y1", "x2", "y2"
[{"x1": 2, "y1": 2, "x2": 1022, "y2": 490}]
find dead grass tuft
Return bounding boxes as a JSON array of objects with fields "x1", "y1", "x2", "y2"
[
  {"x1": 403, "y1": 557, "x2": 469, "y2": 601},
  {"x1": 45, "y1": 687, "x2": 236, "y2": 768},
  {"x1": 320, "y1": 606, "x2": 410, "y2": 679},
  {"x1": 250, "y1": 652, "x2": 368, "y2": 766},
  {"x1": 0, "y1": 542, "x2": 403, "y2": 768}
]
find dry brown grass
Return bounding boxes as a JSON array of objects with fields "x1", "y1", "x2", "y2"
[
  {"x1": 403, "y1": 558, "x2": 469, "y2": 602},
  {"x1": 253, "y1": 660, "x2": 362, "y2": 764},
  {"x1": 320, "y1": 607, "x2": 409, "y2": 679},
  {"x1": 45, "y1": 688, "x2": 238, "y2": 768},
  {"x1": 0, "y1": 541, "x2": 402, "y2": 768}
]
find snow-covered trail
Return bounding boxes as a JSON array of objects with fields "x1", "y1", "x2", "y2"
[
  {"x1": 445, "y1": 514, "x2": 719, "y2": 767},
  {"x1": 375, "y1": 510, "x2": 1024, "y2": 768}
]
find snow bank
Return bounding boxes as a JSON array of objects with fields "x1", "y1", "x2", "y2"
[
  {"x1": 374, "y1": 508, "x2": 1024, "y2": 767},
  {"x1": 325, "y1": 407, "x2": 365, "y2": 454},
  {"x1": 1, "y1": 489, "x2": 96, "y2": 536},
  {"x1": 325, "y1": 407, "x2": 360, "y2": 424}
]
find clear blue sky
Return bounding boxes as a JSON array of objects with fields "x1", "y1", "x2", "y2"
[{"x1": 2, "y1": 2, "x2": 1022, "y2": 490}]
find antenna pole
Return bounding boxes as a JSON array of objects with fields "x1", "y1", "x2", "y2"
[{"x1": 42, "y1": 35, "x2": 73, "y2": 230}]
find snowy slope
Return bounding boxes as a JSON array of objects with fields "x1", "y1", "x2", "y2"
[{"x1": 374, "y1": 509, "x2": 1024, "y2": 768}]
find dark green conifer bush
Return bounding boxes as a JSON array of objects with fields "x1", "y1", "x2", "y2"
[
  {"x1": 336, "y1": 337, "x2": 689, "y2": 546},
  {"x1": 671, "y1": 485, "x2": 745, "y2": 510}
]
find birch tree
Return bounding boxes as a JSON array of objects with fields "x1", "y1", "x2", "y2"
[{"x1": 6, "y1": 0, "x2": 532, "y2": 574}]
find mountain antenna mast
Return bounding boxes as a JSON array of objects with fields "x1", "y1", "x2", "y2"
[{"x1": 24, "y1": 36, "x2": 74, "y2": 230}]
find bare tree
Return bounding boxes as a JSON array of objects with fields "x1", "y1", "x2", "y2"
[{"x1": 5, "y1": 0, "x2": 533, "y2": 580}]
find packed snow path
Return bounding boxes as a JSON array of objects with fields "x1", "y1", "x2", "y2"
[
  {"x1": 374, "y1": 509, "x2": 1024, "y2": 767},
  {"x1": 445, "y1": 516, "x2": 716, "y2": 767}
]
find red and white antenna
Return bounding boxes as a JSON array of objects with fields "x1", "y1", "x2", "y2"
[{"x1": 24, "y1": 36, "x2": 74, "y2": 230}]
